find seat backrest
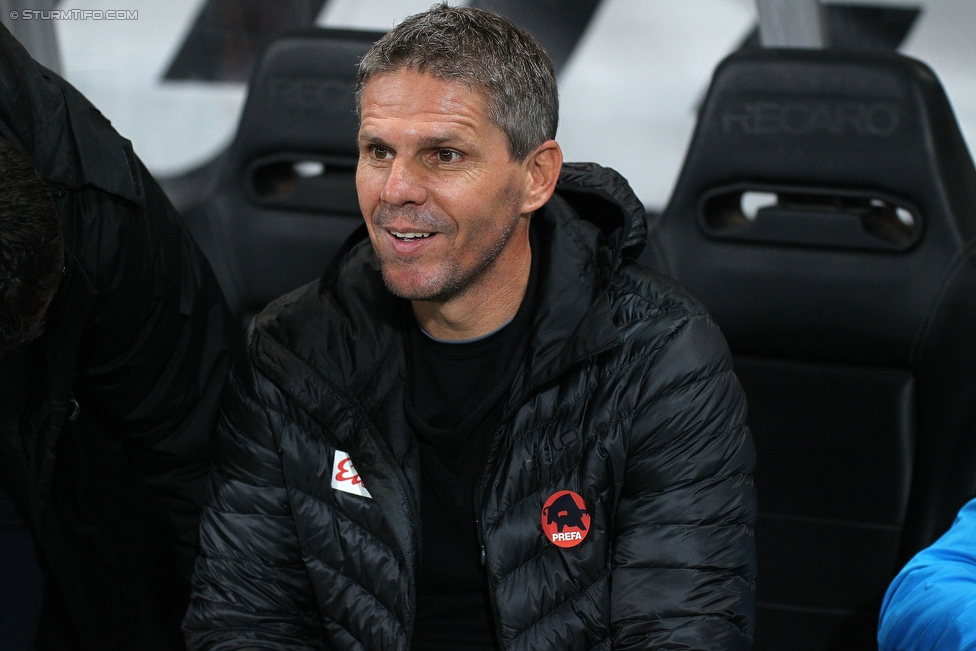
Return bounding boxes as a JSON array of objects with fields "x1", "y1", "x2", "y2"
[
  {"x1": 640, "y1": 48, "x2": 976, "y2": 650},
  {"x1": 182, "y1": 28, "x2": 384, "y2": 319}
]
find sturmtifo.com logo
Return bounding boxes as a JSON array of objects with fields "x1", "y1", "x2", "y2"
[{"x1": 8, "y1": 9, "x2": 137, "y2": 20}]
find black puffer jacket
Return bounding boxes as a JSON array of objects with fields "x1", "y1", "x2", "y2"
[
  {"x1": 185, "y1": 163, "x2": 756, "y2": 650},
  {"x1": 0, "y1": 23, "x2": 231, "y2": 651}
]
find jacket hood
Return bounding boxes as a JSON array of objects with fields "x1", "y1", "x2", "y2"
[
  {"x1": 252, "y1": 161, "x2": 647, "y2": 411},
  {"x1": 555, "y1": 161, "x2": 647, "y2": 264},
  {"x1": 0, "y1": 22, "x2": 142, "y2": 206}
]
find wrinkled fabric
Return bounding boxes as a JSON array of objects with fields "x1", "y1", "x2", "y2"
[
  {"x1": 879, "y1": 498, "x2": 976, "y2": 651},
  {"x1": 184, "y1": 162, "x2": 757, "y2": 651},
  {"x1": 0, "y1": 22, "x2": 231, "y2": 651}
]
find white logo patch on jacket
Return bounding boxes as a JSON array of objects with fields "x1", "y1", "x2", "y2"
[{"x1": 331, "y1": 450, "x2": 371, "y2": 498}]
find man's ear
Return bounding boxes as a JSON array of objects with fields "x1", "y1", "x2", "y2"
[{"x1": 520, "y1": 140, "x2": 563, "y2": 214}]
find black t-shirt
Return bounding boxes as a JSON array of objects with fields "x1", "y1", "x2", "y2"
[{"x1": 405, "y1": 253, "x2": 537, "y2": 651}]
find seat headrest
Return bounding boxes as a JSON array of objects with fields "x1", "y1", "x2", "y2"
[
  {"x1": 651, "y1": 48, "x2": 976, "y2": 365},
  {"x1": 199, "y1": 28, "x2": 384, "y2": 319},
  {"x1": 679, "y1": 48, "x2": 976, "y2": 246},
  {"x1": 221, "y1": 28, "x2": 385, "y2": 184}
]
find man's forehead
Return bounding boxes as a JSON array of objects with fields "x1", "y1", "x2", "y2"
[
  {"x1": 358, "y1": 70, "x2": 496, "y2": 140},
  {"x1": 360, "y1": 69, "x2": 490, "y2": 116},
  {"x1": 363, "y1": 65, "x2": 488, "y2": 97}
]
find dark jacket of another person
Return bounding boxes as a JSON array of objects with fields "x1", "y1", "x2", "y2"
[
  {"x1": 0, "y1": 23, "x2": 231, "y2": 651},
  {"x1": 184, "y1": 162, "x2": 757, "y2": 651}
]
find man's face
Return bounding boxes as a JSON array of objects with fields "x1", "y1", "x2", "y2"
[
  {"x1": 0, "y1": 267, "x2": 61, "y2": 355},
  {"x1": 356, "y1": 68, "x2": 530, "y2": 302}
]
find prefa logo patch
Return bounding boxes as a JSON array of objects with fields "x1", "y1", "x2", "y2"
[
  {"x1": 331, "y1": 450, "x2": 371, "y2": 498},
  {"x1": 541, "y1": 490, "x2": 590, "y2": 548}
]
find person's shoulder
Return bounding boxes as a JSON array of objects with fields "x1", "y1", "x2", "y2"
[
  {"x1": 607, "y1": 259, "x2": 714, "y2": 335},
  {"x1": 879, "y1": 499, "x2": 976, "y2": 651},
  {"x1": 599, "y1": 259, "x2": 735, "y2": 382},
  {"x1": 252, "y1": 236, "x2": 379, "y2": 335},
  {"x1": 236, "y1": 278, "x2": 323, "y2": 390},
  {"x1": 246, "y1": 236, "x2": 400, "y2": 387},
  {"x1": 251, "y1": 281, "x2": 319, "y2": 333},
  {"x1": 897, "y1": 498, "x2": 976, "y2": 575}
]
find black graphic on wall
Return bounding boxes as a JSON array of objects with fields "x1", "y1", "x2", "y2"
[
  {"x1": 469, "y1": 0, "x2": 603, "y2": 72},
  {"x1": 164, "y1": 0, "x2": 327, "y2": 82}
]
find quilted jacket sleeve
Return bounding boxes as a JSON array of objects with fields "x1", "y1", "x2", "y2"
[
  {"x1": 0, "y1": 18, "x2": 232, "y2": 579},
  {"x1": 611, "y1": 305, "x2": 757, "y2": 650},
  {"x1": 878, "y1": 498, "x2": 976, "y2": 651},
  {"x1": 183, "y1": 349, "x2": 327, "y2": 651},
  {"x1": 70, "y1": 167, "x2": 232, "y2": 579}
]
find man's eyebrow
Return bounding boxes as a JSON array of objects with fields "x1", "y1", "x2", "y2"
[
  {"x1": 416, "y1": 134, "x2": 463, "y2": 148},
  {"x1": 358, "y1": 133, "x2": 390, "y2": 147},
  {"x1": 357, "y1": 133, "x2": 468, "y2": 149}
]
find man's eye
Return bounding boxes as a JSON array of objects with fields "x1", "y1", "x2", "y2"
[
  {"x1": 371, "y1": 146, "x2": 391, "y2": 160},
  {"x1": 436, "y1": 150, "x2": 460, "y2": 163}
]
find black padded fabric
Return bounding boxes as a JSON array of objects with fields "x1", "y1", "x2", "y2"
[
  {"x1": 640, "y1": 48, "x2": 976, "y2": 650},
  {"x1": 180, "y1": 28, "x2": 384, "y2": 318}
]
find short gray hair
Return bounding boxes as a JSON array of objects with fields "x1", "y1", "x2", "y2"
[{"x1": 356, "y1": 4, "x2": 559, "y2": 161}]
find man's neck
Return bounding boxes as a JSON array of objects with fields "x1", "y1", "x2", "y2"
[{"x1": 412, "y1": 230, "x2": 532, "y2": 341}]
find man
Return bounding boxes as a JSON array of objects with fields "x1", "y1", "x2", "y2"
[
  {"x1": 878, "y1": 497, "x2": 976, "y2": 651},
  {"x1": 184, "y1": 6, "x2": 756, "y2": 650},
  {"x1": 0, "y1": 21, "x2": 231, "y2": 651}
]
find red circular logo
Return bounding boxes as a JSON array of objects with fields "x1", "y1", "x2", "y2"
[{"x1": 541, "y1": 490, "x2": 590, "y2": 548}]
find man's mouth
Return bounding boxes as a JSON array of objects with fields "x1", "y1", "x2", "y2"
[{"x1": 390, "y1": 231, "x2": 434, "y2": 241}]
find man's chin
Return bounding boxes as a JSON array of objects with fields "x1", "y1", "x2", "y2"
[{"x1": 380, "y1": 268, "x2": 456, "y2": 303}]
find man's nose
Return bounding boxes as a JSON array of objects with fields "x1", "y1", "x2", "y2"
[{"x1": 380, "y1": 157, "x2": 427, "y2": 206}]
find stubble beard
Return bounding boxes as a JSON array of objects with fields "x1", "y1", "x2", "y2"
[{"x1": 372, "y1": 195, "x2": 524, "y2": 303}]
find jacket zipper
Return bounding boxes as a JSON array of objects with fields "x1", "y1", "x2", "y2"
[
  {"x1": 474, "y1": 347, "x2": 616, "y2": 648},
  {"x1": 474, "y1": 418, "x2": 509, "y2": 649}
]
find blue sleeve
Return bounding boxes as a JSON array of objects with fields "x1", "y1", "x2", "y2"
[{"x1": 878, "y1": 498, "x2": 976, "y2": 651}]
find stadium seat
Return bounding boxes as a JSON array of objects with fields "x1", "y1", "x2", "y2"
[
  {"x1": 640, "y1": 48, "x2": 976, "y2": 650},
  {"x1": 178, "y1": 28, "x2": 385, "y2": 320}
]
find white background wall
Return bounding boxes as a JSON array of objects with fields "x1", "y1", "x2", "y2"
[{"x1": 49, "y1": 0, "x2": 976, "y2": 209}]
